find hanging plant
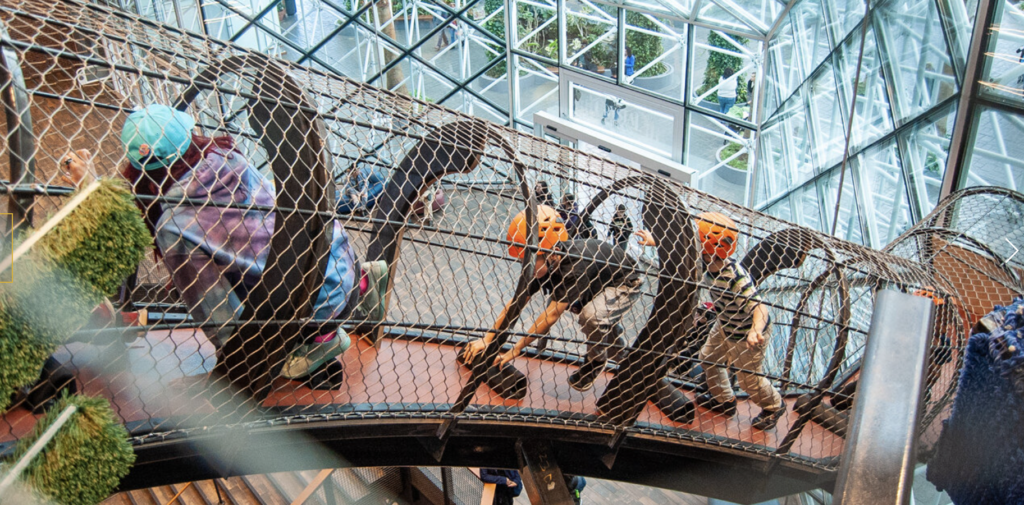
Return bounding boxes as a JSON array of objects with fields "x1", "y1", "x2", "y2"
[
  {"x1": 0, "y1": 258, "x2": 100, "y2": 413},
  {"x1": 37, "y1": 179, "x2": 151, "y2": 297},
  {"x1": 0, "y1": 179, "x2": 150, "y2": 412},
  {"x1": 4, "y1": 393, "x2": 135, "y2": 505}
]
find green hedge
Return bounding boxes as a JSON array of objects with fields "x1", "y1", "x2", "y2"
[
  {"x1": 0, "y1": 179, "x2": 150, "y2": 412},
  {"x1": 38, "y1": 179, "x2": 151, "y2": 297},
  {"x1": 6, "y1": 393, "x2": 135, "y2": 505},
  {"x1": 625, "y1": 11, "x2": 666, "y2": 77},
  {"x1": 0, "y1": 259, "x2": 100, "y2": 413}
]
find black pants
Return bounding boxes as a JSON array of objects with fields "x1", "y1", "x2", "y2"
[{"x1": 493, "y1": 490, "x2": 515, "y2": 505}]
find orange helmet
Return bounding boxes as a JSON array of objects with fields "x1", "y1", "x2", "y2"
[
  {"x1": 913, "y1": 286, "x2": 946, "y2": 305},
  {"x1": 696, "y1": 211, "x2": 738, "y2": 259},
  {"x1": 507, "y1": 205, "x2": 569, "y2": 259}
]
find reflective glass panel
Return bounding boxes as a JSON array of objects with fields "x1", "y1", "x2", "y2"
[
  {"x1": 513, "y1": 56, "x2": 559, "y2": 124},
  {"x1": 756, "y1": 117, "x2": 794, "y2": 203},
  {"x1": 763, "y1": 18, "x2": 796, "y2": 118},
  {"x1": 938, "y1": 0, "x2": 980, "y2": 73},
  {"x1": 961, "y1": 105, "x2": 1024, "y2": 192},
  {"x1": 819, "y1": 167, "x2": 865, "y2": 244},
  {"x1": 686, "y1": 110, "x2": 753, "y2": 204},
  {"x1": 779, "y1": 86, "x2": 816, "y2": 187},
  {"x1": 835, "y1": 24, "x2": 894, "y2": 152},
  {"x1": 794, "y1": 182, "x2": 824, "y2": 232},
  {"x1": 513, "y1": 0, "x2": 559, "y2": 61},
  {"x1": 807, "y1": 59, "x2": 846, "y2": 171},
  {"x1": 569, "y1": 83, "x2": 675, "y2": 157},
  {"x1": 854, "y1": 139, "x2": 912, "y2": 247},
  {"x1": 978, "y1": 0, "x2": 1024, "y2": 108},
  {"x1": 898, "y1": 103, "x2": 956, "y2": 216},
  {"x1": 790, "y1": 0, "x2": 832, "y2": 81},
  {"x1": 311, "y1": 24, "x2": 381, "y2": 81},
  {"x1": 689, "y1": 27, "x2": 761, "y2": 122},
  {"x1": 694, "y1": 0, "x2": 762, "y2": 35},
  {"x1": 765, "y1": 195, "x2": 794, "y2": 222},
  {"x1": 875, "y1": 0, "x2": 958, "y2": 124},
  {"x1": 623, "y1": 10, "x2": 687, "y2": 103},
  {"x1": 565, "y1": 0, "x2": 618, "y2": 79},
  {"x1": 822, "y1": 0, "x2": 867, "y2": 44}
]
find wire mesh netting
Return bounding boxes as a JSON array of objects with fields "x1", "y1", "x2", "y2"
[
  {"x1": 0, "y1": 0, "x2": 1020, "y2": 480},
  {"x1": 884, "y1": 186, "x2": 1024, "y2": 453}
]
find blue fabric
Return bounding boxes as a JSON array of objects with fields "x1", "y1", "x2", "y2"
[
  {"x1": 336, "y1": 164, "x2": 387, "y2": 214},
  {"x1": 624, "y1": 54, "x2": 635, "y2": 76},
  {"x1": 927, "y1": 297, "x2": 1024, "y2": 504},
  {"x1": 718, "y1": 96, "x2": 736, "y2": 115},
  {"x1": 480, "y1": 469, "x2": 523, "y2": 497}
]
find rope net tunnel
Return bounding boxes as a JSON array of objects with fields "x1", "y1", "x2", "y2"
[{"x1": 0, "y1": 0, "x2": 1021, "y2": 495}]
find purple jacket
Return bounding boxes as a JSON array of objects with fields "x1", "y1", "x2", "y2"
[{"x1": 155, "y1": 146, "x2": 356, "y2": 342}]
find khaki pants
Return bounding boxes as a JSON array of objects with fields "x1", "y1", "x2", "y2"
[
  {"x1": 577, "y1": 282, "x2": 641, "y2": 363},
  {"x1": 700, "y1": 322, "x2": 782, "y2": 410}
]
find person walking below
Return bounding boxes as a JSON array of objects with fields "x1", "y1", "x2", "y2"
[
  {"x1": 480, "y1": 469, "x2": 522, "y2": 505},
  {"x1": 717, "y1": 67, "x2": 738, "y2": 115},
  {"x1": 601, "y1": 96, "x2": 624, "y2": 125},
  {"x1": 624, "y1": 47, "x2": 636, "y2": 78},
  {"x1": 608, "y1": 204, "x2": 633, "y2": 249}
]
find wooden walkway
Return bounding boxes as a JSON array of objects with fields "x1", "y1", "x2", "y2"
[{"x1": 100, "y1": 467, "x2": 711, "y2": 505}]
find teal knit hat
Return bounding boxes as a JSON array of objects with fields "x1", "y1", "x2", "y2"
[{"x1": 121, "y1": 105, "x2": 195, "y2": 170}]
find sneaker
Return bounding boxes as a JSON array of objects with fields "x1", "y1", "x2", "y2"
[
  {"x1": 568, "y1": 360, "x2": 605, "y2": 392},
  {"x1": 353, "y1": 260, "x2": 389, "y2": 321},
  {"x1": 280, "y1": 328, "x2": 352, "y2": 379},
  {"x1": 752, "y1": 402, "x2": 787, "y2": 431},
  {"x1": 696, "y1": 393, "x2": 737, "y2": 417}
]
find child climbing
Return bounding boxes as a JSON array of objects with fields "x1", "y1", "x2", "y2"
[
  {"x1": 461, "y1": 204, "x2": 657, "y2": 392},
  {"x1": 695, "y1": 211, "x2": 786, "y2": 430},
  {"x1": 116, "y1": 104, "x2": 388, "y2": 387}
]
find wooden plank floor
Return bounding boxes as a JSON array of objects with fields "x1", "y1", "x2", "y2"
[
  {"x1": 1, "y1": 326, "x2": 856, "y2": 463},
  {"x1": 100, "y1": 468, "x2": 713, "y2": 505}
]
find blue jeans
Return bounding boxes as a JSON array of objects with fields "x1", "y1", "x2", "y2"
[
  {"x1": 718, "y1": 96, "x2": 736, "y2": 115},
  {"x1": 603, "y1": 104, "x2": 619, "y2": 121}
]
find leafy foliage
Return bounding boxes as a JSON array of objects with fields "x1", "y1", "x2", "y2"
[
  {"x1": 625, "y1": 12, "x2": 667, "y2": 77},
  {"x1": 721, "y1": 142, "x2": 749, "y2": 170},
  {"x1": 38, "y1": 179, "x2": 151, "y2": 297},
  {"x1": 7, "y1": 393, "x2": 135, "y2": 505},
  {"x1": 0, "y1": 258, "x2": 98, "y2": 413},
  {"x1": 0, "y1": 307, "x2": 56, "y2": 414},
  {"x1": 0, "y1": 180, "x2": 149, "y2": 412}
]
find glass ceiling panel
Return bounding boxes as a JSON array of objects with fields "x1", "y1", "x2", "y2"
[{"x1": 694, "y1": 1, "x2": 763, "y2": 36}]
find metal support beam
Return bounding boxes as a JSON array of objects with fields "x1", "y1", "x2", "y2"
[
  {"x1": 516, "y1": 439, "x2": 575, "y2": 505},
  {"x1": 939, "y1": 0, "x2": 996, "y2": 199},
  {"x1": 0, "y1": 25, "x2": 37, "y2": 232},
  {"x1": 833, "y1": 290, "x2": 933, "y2": 505}
]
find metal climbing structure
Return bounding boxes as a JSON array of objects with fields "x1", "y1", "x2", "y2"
[{"x1": 0, "y1": 0, "x2": 1021, "y2": 502}]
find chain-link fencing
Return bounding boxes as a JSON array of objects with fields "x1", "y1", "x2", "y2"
[{"x1": 0, "y1": 0, "x2": 1020, "y2": 479}]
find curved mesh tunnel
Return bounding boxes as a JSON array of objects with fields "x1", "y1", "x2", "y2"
[{"x1": 0, "y1": 0, "x2": 1021, "y2": 494}]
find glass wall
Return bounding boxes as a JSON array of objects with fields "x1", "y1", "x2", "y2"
[
  {"x1": 757, "y1": 0, "x2": 973, "y2": 248},
  {"x1": 108, "y1": 0, "x2": 778, "y2": 206},
  {"x1": 959, "y1": 0, "x2": 1024, "y2": 193},
  {"x1": 110, "y1": 0, "x2": 1021, "y2": 247}
]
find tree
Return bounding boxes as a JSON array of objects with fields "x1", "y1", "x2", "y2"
[{"x1": 625, "y1": 12, "x2": 667, "y2": 77}]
